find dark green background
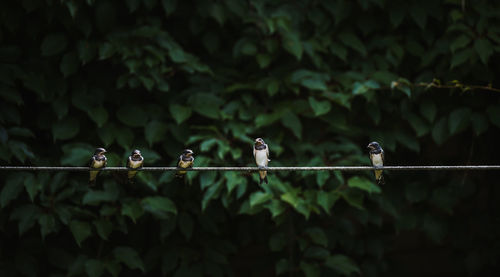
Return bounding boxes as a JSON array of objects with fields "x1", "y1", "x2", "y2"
[{"x1": 1, "y1": 0, "x2": 500, "y2": 276}]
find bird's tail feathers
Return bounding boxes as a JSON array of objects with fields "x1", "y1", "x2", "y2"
[{"x1": 376, "y1": 174, "x2": 385, "y2": 185}]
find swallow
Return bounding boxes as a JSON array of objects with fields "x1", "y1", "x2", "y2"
[
  {"x1": 89, "y1": 147, "x2": 107, "y2": 186},
  {"x1": 126, "y1": 149, "x2": 144, "y2": 182},
  {"x1": 253, "y1": 138, "x2": 270, "y2": 185},
  {"x1": 367, "y1": 141, "x2": 384, "y2": 185},
  {"x1": 176, "y1": 149, "x2": 194, "y2": 177}
]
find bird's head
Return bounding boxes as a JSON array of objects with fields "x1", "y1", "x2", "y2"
[
  {"x1": 183, "y1": 149, "x2": 194, "y2": 157},
  {"x1": 94, "y1": 148, "x2": 107, "y2": 155},
  {"x1": 131, "y1": 149, "x2": 142, "y2": 158},
  {"x1": 254, "y1": 138, "x2": 265, "y2": 146},
  {"x1": 367, "y1": 141, "x2": 380, "y2": 150}
]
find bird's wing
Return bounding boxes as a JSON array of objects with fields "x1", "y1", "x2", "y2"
[
  {"x1": 253, "y1": 146, "x2": 256, "y2": 159},
  {"x1": 126, "y1": 157, "x2": 131, "y2": 168},
  {"x1": 89, "y1": 157, "x2": 95, "y2": 168},
  {"x1": 266, "y1": 144, "x2": 270, "y2": 161},
  {"x1": 177, "y1": 155, "x2": 183, "y2": 167}
]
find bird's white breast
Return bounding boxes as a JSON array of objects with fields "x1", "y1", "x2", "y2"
[
  {"x1": 179, "y1": 160, "x2": 192, "y2": 168},
  {"x1": 371, "y1": 153, "x2": 383, "y2": 166},
  {"x1": 255, "y1": 150, "x2": 268, "y2": 167},
  {"x1": 129, "y1": 159, "x2": 142, "y2": 169},
  {"x1": 93, "y1": 160, "x2": 105, "y2": 168}
]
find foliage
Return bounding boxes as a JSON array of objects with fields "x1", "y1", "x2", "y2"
[{"x1": 1, "y1": 0, "x2": 500, "y2": 276}]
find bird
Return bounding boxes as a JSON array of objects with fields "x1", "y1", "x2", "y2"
[
  {"x1": 176, "y1": 149, "x2": 194, "y2": 177},
  {"x1": 89, "y1": 147, "x2": 107, "y2": 186},
  {"x1": 367, "y1": 141, "x2": 384, "y2": 185},
  {"x1": 253, "y1": 138, "x2": 270, "y2": 185},
  {"x1": 126, "y1": 149, "x2": 144, "y2": 182}
]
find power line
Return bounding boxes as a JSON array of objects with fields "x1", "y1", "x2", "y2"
[{"x1": 1, "y1": 166, "x2": 500, "y2": 171}]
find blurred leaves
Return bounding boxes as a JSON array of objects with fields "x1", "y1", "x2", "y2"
[{"x1": 1, "y1": 1, "x2": 500, "y2": 276}]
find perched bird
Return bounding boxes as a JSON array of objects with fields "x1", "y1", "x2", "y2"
[
  {"x1": 176, "y1": 149, "x2": 194, "y2": 177},
  {"x1": 367, "y1": 141, "x2": 385, "y2": 185},
  {"x1": 89, "y1": 147, "x2": 107, "y2": 186},
  {"x1": 253, "y1": 138, "x2": 270, "y2": 185},
  {"x1": 126, "y1": 149, "x2": 144, "y2": 182}
]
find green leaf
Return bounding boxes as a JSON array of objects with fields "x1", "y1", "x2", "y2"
[
  {"x1": 450, "y1": 35, "x2": 471, "y2": 53},
  {"x1": 0, "y1": 173, "x2": 26, "y2": 208},
  {"x1": 113, "y1": 246, "x2": 145, "y2": 272},
  {"x1": 338, "y1": 32, "x2": 367, "y2": 56},
  {"x1": 83, "y1": 190, "x2": 118, "y2": 205},
  {"x1": 142, "y1": 196, "x2": 177, "y2": 216},
  {"x1": 86, "y1": 106, "x2": 108, "y2": 127},
  {"x1": 24, "y1": 173, "x2": 40, "y2": 202},
  {"x1": 275, "y1": 259, "x2": 291, "y2": 275},
  {"x1": 250, "y1": 191, "x2": 273, "y2": 207},
  {"x1": 281, "y1": 111, "x2": 302, "y2": 139},
  {"x1": 317, "y1": 190, "x2": 339, "y2": 214},
  {"x1": 419, "y1": 100, "x2": 437, "y2": 122},
  {"x1": 305, "y1": 227, "x2": 328, "y2": 247},
  {"x1": 325, "y1": 255, "x2": 360, "y2": 275},
  {"x1": 169, "y1": 104, "x2": 192, "y2": 124},
  {"x1": 60, "y1": 51, "x2": 79, "y2": 77},
  {"x1": 340, "y1": 189, "x2": 364, "y2": 210},
  {"x1": 316, "y1": 171, "x2": 329, "y2": 187},
  {"x1": 474, "y1": 38, "x2": 494, "y2": 64},
  {"x1": 256, "y1": 53, "x2": 272, "y2": 68},
  {"x1": 41, "y1": 33, "x2": 67, "y2": 56},
  {"x1": 116, "y1": 106, "x2": 148, "y2": 127},
  {"x1": 300, "y1": 261, "x2": 320, "y2": 277},
  {"x1": 448, "y1": 108, "x2": 471, "y2": 135},
  {"x1": 69, "y1": 220, "x2": 92, "y2": 247},
  {"x1": 470, "y1": 113, "x2": 488, "y2": 136},
  {"x1": 450, "y1": 48, "x2": 473, "y2": 68},
  {"x1": 121, "y1": 201, "x2": 144, "y2": 223},
  {"x1": 189, "y1": 93, "x2": 224, "y2": 119},
  {"x1": 10, "y1": 204, "x2": 42, "y2": 235},
  {"x1": 431, "y1": 117, "x2": 449, "y2": 145},
  {"x1": 61, "y1": 144, "x2": 93, "y2": 165},
  {"x1": 38, "y1": 214, "x2": 57, "y2": 239},
  {"x1": 145, "y1": 120, "x2": 168, "y2": 146},
  {"x1": 85, "y1": 259, "x2": 105, "y2": 277},
  {"x1": 52, "y1": 118, "x2": 80, "y2": 141},
  {"x1": 486, "y1": 105, "x2": 500, "y2": 128},
  {"x1": 161, "y1": 0, "x2": 177, "y2": 15},
  {"x1": 282, "y1": 31, "x2": 303, "y2": 60},
  {"x1": 407, "y1": 113, "x2": 429, "y2": 137},
  {"x1": 308, "y1": 97, "x2": 331, "y2": 116},
  {"x1": 409, "y1": 3, "x2": 427, "y2": 28},
  {"x1": 94, "y1": 219, "x2": 113, "y2": 240},
  {"x1": 347, "y1": 176, "x2": 381, "y2": 194}
]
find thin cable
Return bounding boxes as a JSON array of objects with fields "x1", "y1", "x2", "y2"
[{"x1": 1, "y1": 166, "x2": 500, "y2": 171}]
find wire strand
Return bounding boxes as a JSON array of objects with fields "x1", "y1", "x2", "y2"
[{"x1": 1, "y1": 166, "x2": 500, "y2": 171}]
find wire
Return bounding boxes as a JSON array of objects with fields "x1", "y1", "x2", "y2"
[{"x1": 1, "y1": 166, "x2": 500, "y2": 171}]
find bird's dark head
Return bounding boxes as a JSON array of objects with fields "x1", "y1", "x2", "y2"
[
  {"x1": 367, "y1": 141, "x2": 381, "y2": 150},
  {"x1": 94, "y1": 148, "x2": 107, "y2": 155},
  {"x1": 254, "y1": 138, "x2": 265, "y2": 146},
  {"x1": 182, "y1": 149, "x2": 194, "y2": 157},
  {"x1": 131, "y1": 149, "x2": 141, "y2": 158}
]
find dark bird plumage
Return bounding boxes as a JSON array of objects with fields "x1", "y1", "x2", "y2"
[
  {"x1": 176, "y1": 149, "x2": 194, "y2": 178},
  {"x1": 126, "y1": 149, "x2": 144, "y2": 182},
  {"x1": 367, "y1": 141, "x2": 384, "y2": 185},
  {"x1": 253, "y1": 138, "x2": 270, "y2": 185},
  {"x1": 89, "y1": 147, "x2": 107, "y2": 186}
]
